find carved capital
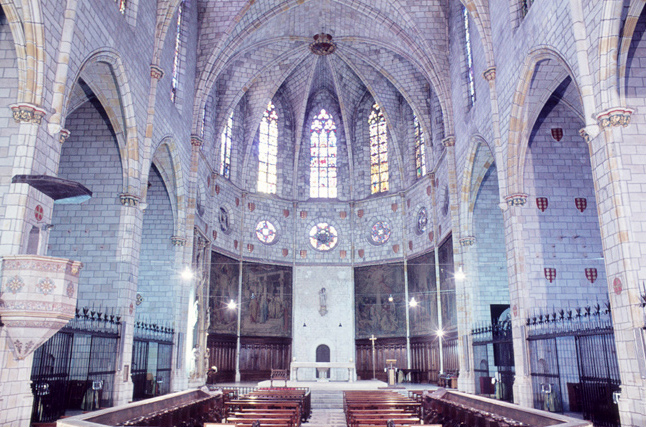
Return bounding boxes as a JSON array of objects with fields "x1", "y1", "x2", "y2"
[
  {"x1": 459, "y1": 236, "x2": 476, "y2": 246},
  {"x1": 150, "y1": 64, "x2": 164, "y2": 80},
  {"x1": 596, "y1": 107, "x2": 633, "y2": 130},
  {"x1": 171, "y1": 235, "x2": 187, "y2": 246},
  {"x1": 579, "y1": 128, "x2": 590, "y2": 144},
  {"x1": 442, "y1": 136, "x2": 455, "y2": 147},
  {"x1": 59, "y1": 129, "x2": 71, "y2": 144},
  {"x1": 483, "y1": 67, "x2": 496, "y2": 82},
  {"x1": 190, "y1": 135, "x2": 203, "y2": 147},
  {"x1": 10, "y1": 103, "x2": 47, "y2": 124},
  {"x1": 119, "y1": 193, "x2": 140, "y2": 207},
  {"x1": 505, "y1": 193, "x2": 528, "y2": 207}
]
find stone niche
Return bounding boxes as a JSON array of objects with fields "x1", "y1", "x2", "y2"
[{"x1": 292, "y1": 265, "x2": 355, "y2": 381}]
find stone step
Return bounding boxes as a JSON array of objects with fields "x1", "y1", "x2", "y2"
[{"x1": 310, "y1": 390, "x2": 345, "y2": 410}]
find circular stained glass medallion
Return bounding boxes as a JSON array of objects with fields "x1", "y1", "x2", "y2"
[
  {"x1": 416, "y1": 207, "x2": 428, "y2": 234},
  {"x1": 370, "y1": 221, "x2": 391, "y2": 245},
  {"x1": 309, "y1": 222, "x2": 338, "y2": 251},
  {"x1": 255, "y1": 220, "x2": 277, "y2": 244}
]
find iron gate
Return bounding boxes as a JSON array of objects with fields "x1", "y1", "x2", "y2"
[
  {"x1": 30, "y1": 331, "x2": 74, "y2": 423},
  {"x1": 526, "y1": 303, "x2": 620, "y2": 427},
  {"x1": 30, "y1": 308, "x2": 120, "y2": 424},
  {"x1": 471, "y1": 320, "x2": 514, "y2": 402},
  {"x1": 131, "y1": 321, "x2": 174, "y2": 401}
]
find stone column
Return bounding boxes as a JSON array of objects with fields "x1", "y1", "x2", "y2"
[
  {"x1": 0, "y1": 104, "x2": 48, "y2": 256},
  {"x1": 443, "y1": 136, "x2": 473, "y2": 392},
  {"x1": 458, "y1": 235, "x2": 477, "y2": 394},
  {"x1": 581, "y1": 108, "x2": 646, "y2": 427},
  {"x1": 111, "y1": 192, "x2": 144, "y2": 406},
  {"x1": 501, "y1": 193, "x2": 532, "y2": 407},
  {"x1": 170, "y1": 235, "x2": 188, "y2": 392}
]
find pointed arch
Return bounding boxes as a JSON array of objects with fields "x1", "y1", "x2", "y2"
[
  {"x1": 151, "y1": 137, "x2": 186, "y2": 238},
  {"x1": 0, "y1": 0, "x2": 45, "y2": 105},
  {"x1": 65, "y1": 49, "x2": 141, "y2": 195},
  {"x1": 459, "y1": 135, "x2": 495, "y2": 240},
  {"x1": 506, "y1": 47, "x2": 583, "y2": 195},
  {"x1": 617, "y1": 0, "x2": 646, "y2": 103}
]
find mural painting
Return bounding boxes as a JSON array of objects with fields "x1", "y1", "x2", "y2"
[
  {"x1": 354, "y1": 263, "x2": 406, "y2": 339},
  {"x1": 241, "y1": 262, "x2": 292, "y2": 337},
  {"x1": 407, "y1": 251, "x2": 438, "y2": 337},
  {"x1": 209, "y1": 252, "x2": 240, "y2": 335}
]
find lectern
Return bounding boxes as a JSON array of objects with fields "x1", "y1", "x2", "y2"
[{"x1": 385, "y1": 359, "x2": 397, "y2": 386}]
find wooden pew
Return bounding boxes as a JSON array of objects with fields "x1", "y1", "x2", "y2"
[{"x1": 343, "y1": 390, "x2": 423, "y2": 427}]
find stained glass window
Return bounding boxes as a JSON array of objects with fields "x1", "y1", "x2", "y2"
[
  {"x1": 369, "y1": 103, "x2": 389, "y2": 194},
  {"x1": 521, "y1": 0, "x2": 535, "y2": 18},
  {"x1": 219, "y1": 111, "x2": 233, "y2": 179},
  {"x1": 255, "y1": 220, "x2": 277, "y2": 244},
  {"x1": 416, "y1": 207, "x2": 428, "y2": 235},
  {"x1": 370, "y1": 221, "x2": 392, "y2": 245},
  {"x1": 116, "y1": 0, "x2": 126, "y2": 14},
  {"x1": 258, "y1": 102, "x2": 278, "y2": 194},
  {"x1": 310, "y1": 109, "x2": 338, "y2": 198},
  {"x1": 413, "y1": 114, "x2": 427, "y2": 179},
  {"x1": 309, "y1": 223, "x2": 338, "y2": 251},
  {"x1": 170, "y1": 1, "x2": 184, "y2": 103},
  {"x1": 463, "y1": 6, "x2": 476, "y2": 107}
]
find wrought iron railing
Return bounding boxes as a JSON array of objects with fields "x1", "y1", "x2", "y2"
[
  {"x1": 471, "y1": 320, "x2": 512, "y2": 344},
  {"x1": 63, "y1": 307, "x2": 121, "y2": 336},
  {"x1": 134, "y1": 319, "x2": 174, "y2": 343},
  {"x1": 526, "y1": 301, "x2": 613, "y2": 338}
]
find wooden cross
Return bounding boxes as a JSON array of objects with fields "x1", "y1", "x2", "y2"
[{"x1": 369, "y1": 334, "x2": 377, "y2": 380}]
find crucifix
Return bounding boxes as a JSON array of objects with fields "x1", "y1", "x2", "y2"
[{"x1": 369, "y1": 334, "x2": 377, "y2": 380}]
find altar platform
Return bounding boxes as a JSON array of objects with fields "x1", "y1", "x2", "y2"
[{"x1": 215, "y1": 379, "x2": 437, "y2": 392}]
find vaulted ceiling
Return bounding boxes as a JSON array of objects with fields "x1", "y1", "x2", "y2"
[{"x1": 193, "y1": 0, "x2": 452, "y2": 183}]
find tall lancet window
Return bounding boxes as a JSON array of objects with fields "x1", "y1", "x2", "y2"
[
  {"x1": 170, "y1": 1, "x2": 184, "y2": 102},
  {"x1": 258, "y1": 101, "x2": 278, "y2": 194},
  {"x1": 116, "y1": 0, "x2": 126, "y2": 14},
  {"x1": 219, "y1": 111, "x2": 233, "y2": 179},
  {"x1": 310, "y1": 109, "x2": 338, "y2": 198},
  {"x1": 463, "y1": 6, "x2": 476, "y2": 107},
  {"x1": 413, "y1": 114, "x2": 427, "y2": 179},
  {"x1": 369, "y1": 103, "x2": 389, "y2": 194}
]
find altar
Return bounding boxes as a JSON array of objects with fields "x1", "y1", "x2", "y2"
[{"x1": 290, "y1": 362, "x2": 357, "y2": 382}]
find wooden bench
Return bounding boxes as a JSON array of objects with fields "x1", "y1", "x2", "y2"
[
  {"x1": 270, "y1": 369, "x2": 289, "y2": 387},
  {"x1": 343, "y1": 390, "x2": 423, "y2": 427}
]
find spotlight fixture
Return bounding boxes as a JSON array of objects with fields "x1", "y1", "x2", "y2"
[
  {"x1": 388, "y1": 294, "x2": 394, "y2": 302},
  {"x1": 436, "y1": 329, "x2": 445, "y2": 338},
  {"x1": 227, "y1": 300, "x2": 237, "y2": 310},
  {"x1": 409, "y1": 297, "x2": 418, "y2": 308},
  {"x1": 181, "y1": 267, "x2": 194, "y2": 281},
  {"x1": 455, "y1": 266, "x2": 466, "y2": 281}
]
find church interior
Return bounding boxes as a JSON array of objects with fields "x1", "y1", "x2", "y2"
[{"x1": 0, "y1": 0, "x2": 645, "y2": 426}]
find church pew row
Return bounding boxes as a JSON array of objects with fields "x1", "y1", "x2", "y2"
[
  {"x1": 343, "y1": 391, "x2": 426, "y2": 427},
  {"x1": 223, "y1": 389, "x2": 310, "y2": 427},
  {"x1": 246, "y1": 389, "x2": 311, "y2": 421}
]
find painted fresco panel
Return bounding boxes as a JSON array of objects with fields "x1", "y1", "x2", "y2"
[
  {"x1": 408, "y1": 251, "x2": 438, "y2": 336},
  {"x1": 209, "y1": 252, "x2": 240, "y2": 335},
  {"x1": 354, "y1": 263, "x2": 406, "y2": 339},
  {"x1": 241, "y1": 262, "x2": 292, "y2": 337}
]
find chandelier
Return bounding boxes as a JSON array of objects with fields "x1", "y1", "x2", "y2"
[{"x1": 310, "y1": 33, "x2": 336, "y2": 56}]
